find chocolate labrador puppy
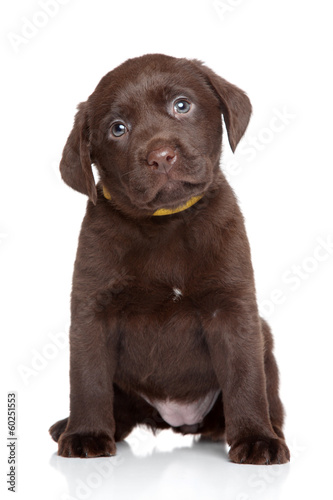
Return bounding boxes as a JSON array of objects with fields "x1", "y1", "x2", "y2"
[{"x1": 49, "y1": 54, "x2": 290, "y2": 464}]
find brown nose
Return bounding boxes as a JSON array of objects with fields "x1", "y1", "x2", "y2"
[{"x1": 147, "y1": 147, "x2": 177, "y2": 173}]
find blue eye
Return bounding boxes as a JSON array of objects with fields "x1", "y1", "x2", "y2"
[
  {"x1": 174, "y1": 99, "x2": 191, "y2": 114},
  {"x1": 111, "y1": 122, "x2": 127, "y2": 137}
]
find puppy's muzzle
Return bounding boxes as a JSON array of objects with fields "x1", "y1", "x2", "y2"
[{"x1": 147, "y1": 146, "x2": 178, "y2": 174}]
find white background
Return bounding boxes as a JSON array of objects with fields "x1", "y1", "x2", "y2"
[{"x1": 1, "y1": 0, "x2": 333, "y2": 499}]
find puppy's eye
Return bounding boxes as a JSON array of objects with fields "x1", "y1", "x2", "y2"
[
  {"x1": 173, "y1": 99, "x2": 191, "y2": 114},
  {"x1": 111, "y1": 122, "x2": 127, "y2": 137}
]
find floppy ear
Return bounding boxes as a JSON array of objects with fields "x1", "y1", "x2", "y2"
[
  {"x1": 192, "y1": 61, "x2": 252, "y2": 152},
  {"x1": 59, "y1": 102, "x2": 97, "y2": 204}
]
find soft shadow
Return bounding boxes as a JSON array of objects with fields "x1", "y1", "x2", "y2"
[{"x1": 50, "y1": 434, "x2": 290, "y2": 500}]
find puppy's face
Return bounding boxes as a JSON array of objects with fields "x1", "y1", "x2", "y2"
[
  {"x1": 60, "y1": 54, "x2": 252, "y2": 216},
  {"x1": 90, "y1": 57, "x2": 222, "y2": 212}
]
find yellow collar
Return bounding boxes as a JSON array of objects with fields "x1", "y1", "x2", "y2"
[{"x1": 102, "y1": 186, "x2": 203, "y2": 216}]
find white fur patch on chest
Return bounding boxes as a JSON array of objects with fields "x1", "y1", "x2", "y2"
[
  {"x1": 142, "y1": 390, "x2": 220, "y2": 427},
  {"x1": 172, "y1": 287, "x2": 182, "y2": 301}
]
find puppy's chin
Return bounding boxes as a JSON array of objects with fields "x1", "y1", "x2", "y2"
[{"x1": 145, "y1": 180, "x2": 207, "y2": 211}]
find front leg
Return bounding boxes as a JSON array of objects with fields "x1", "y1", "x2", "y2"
[
  {"x1": 202, "y1": 297, "x2": 290, "y2": 465},
  {"x1": 57, "y1": 312, "x2": 117, "y2": 458}
]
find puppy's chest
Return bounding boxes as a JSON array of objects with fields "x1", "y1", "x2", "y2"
[
  {"x1": 105, "y1": 242, "x2": 199, "y2": 313},
  {"x1": 106, "y1": 274, "x2": 191, "y2": 316}
]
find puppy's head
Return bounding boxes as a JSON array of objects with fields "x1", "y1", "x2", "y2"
[{"x1": 60, "y1": 54, "x2": 251, "y2": 216}]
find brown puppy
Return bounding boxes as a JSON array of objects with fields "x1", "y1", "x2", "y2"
[{"x1": 49, "y1": 54, "x2": 290, "y2": 464}]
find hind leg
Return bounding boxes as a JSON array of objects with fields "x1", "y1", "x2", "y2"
[{"x1": 261, "y1": 318, "x2": 286, "y2": 439}]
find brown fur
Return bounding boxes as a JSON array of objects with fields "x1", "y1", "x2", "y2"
[{"x1": 49, "y1": 54, "x2": 290, "y2": 464}]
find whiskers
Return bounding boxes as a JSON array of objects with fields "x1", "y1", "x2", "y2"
[{"x1": 120, "y1": 165, "x2": 145, "y2": 180}]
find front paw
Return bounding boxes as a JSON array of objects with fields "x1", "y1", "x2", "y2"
[
  {"x1": 58, "y1": 431, "x2": 116, "y2": 458},
  {"x1": 229, "y1": 436, "x2": 290, "y2": 465}
]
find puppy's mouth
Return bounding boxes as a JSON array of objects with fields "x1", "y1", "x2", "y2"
[{"x1": 147, "y1": 179, "x2": 207, "y2": 210}]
